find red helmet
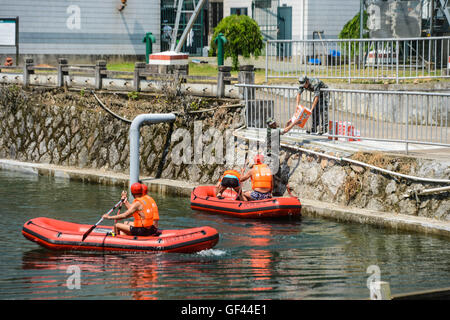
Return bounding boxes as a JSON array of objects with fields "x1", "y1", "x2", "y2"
[
  {"x1": 130, "y1": 182, "x2": 143, "y2": 196},
  {"x1": 254, "y1": 154, "x2": 264, "y2": 164},
  {"x1": 142, "y1": 183, "x2": 148, "y2": 195}
]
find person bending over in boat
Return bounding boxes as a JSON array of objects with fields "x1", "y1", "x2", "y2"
[
  {"x1": 103, "y1": 182, "x2": 160, "y2": 236},
  {"x1": 215, "y1": 169, "x2": 245, "y2": 200},
  {"x1": 240, "y1": 154, "x2": 273, "y2": 201}
]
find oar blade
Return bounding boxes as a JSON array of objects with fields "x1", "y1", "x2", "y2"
[
  {"x1": 81, "y1": 225, "x2": 97, "y2": 241},
  {"x1": 81, "y1": 199, "x2": 122, "y2": 241}
]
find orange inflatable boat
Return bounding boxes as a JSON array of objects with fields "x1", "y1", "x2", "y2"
[
  {"x1": 191, "y1": 185, "x2": 301, "y2": 219},
  {"x1": 22, "y1": 217, "x2": 219, "y2": 253}
]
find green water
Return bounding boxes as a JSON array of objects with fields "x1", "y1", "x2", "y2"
[{"x1": 0, "y1": 169, "x2": 449, "y2": 300}]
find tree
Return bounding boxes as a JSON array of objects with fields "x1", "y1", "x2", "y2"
[
  {"x1": 339, "y1": 11, "x2": 369, "y2": 57},
  {"x1": 210, "y1": 15, "x2": 264, "y2": 71},
  {"x1": 339, "y1": 11, "x2": 368, "y2": 40}
]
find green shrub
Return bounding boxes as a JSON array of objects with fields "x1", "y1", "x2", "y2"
[{"x1": 210, "y1": 15, "x2": 264, "y2": 71}]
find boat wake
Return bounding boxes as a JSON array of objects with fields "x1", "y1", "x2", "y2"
[{"x1": 196, "y1": 248, "x2": 227, "y2": 257}]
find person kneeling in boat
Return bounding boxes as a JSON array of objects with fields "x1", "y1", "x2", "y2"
[
  {"x1": 240, "y1": 154, "x2": 273, "y2": 201},
  {"x1": 103, "y1": 182, "x2": 160, "y2": 236},
  {"x1": 215, "y1": 169, "x2": 244, "y2": 200}
]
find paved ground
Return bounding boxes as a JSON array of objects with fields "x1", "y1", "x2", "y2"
[{"x1": 239, "y1": 127, "x2": 450, "y2": 161}]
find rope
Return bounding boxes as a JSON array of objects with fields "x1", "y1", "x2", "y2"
[
  {"x1": 91, "y1": 90, "x2": 132, "y2": 124},
  {"x1": 92, "y1": 90, "x2": 243, "y2": 121},
  {"x1": 232, "y1": 127, "x2": 450, "y2": 185}
]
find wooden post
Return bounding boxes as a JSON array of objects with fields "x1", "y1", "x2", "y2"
[
  {"x1": 217, "y1": 65, "x2": 231, "y2": 98},
  {"x1": 95, "y1": 60, "x2": 107, "y2": 90},
  {"x1": 238, "y1": 65, "x2": 255, "y2": 99},
  {"x1": 134, "y1": 62, "x2": 146, "y2": 92},
  {"x1": 23, "y1": 58, "x2": 34, "y2": 87},
  {"x1": 57, "y1": 58, "x2": 68, "y2": 88}
]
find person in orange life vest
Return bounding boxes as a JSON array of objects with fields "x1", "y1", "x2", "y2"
[
  {"x1": 240, "y1": 154, "x2": 273, "y2": 201},
  {"x1": 103, "y1": 182, "x2": 159, "y2": 236},
  {"x1": 215, "y1": 168, "x2": 245, "y2": 200}
]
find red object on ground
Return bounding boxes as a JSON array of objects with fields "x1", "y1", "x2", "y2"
[
  {"x1": 4, "y1": 57, "x2": 13, "y2": 66},
  {"x1": 22, "y1": 217, "x2": 219, "y2": 253},
  {"x1": 329, "y1": 121, "x2": 361, "y2": 142},
  {"x1": 191, "y1": 185, "x2": 302, "y2": 219}
]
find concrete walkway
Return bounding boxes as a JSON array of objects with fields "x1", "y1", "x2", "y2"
[
  {"x1": 1, "y1": 158, "x2": 449, "y2": 238},
  {"x1": 240, "y1": 127, "x2": 450, "y2": 161}
]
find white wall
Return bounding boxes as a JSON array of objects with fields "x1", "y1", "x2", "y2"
[
  {"x1": 224, "y1": 0, "x2": 360, "y2": 40},
  {"x1": 279, "y1": 0, "x2": 305, "y2": 40},
  {"x1": 224, "y1": 0, "x2": 253, "y2": 17},
  {"x1": 0, "y1": 0, "x2": 160, "y2": 56},
  {"x1": 304, "y1": 0, "x2": 360, "y2": 39}
]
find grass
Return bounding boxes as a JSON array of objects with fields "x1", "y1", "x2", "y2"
[
  {"x1": 105, "y1": 60, "x2": 449, "y2": 85},
  {"x1": 1, "y1": 59, "x2": 446, "y2": 86},
  {"x1": 106, "y1": 62, "x2": 135, "y2": 72}
]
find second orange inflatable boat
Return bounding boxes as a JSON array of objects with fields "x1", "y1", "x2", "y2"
[{"x1": 191, "y1": 185, "x2": 301, "y2": 219}]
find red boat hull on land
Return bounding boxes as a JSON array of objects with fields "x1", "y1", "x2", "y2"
[
  {"x1": 22, "y1": 217, "x2": 219, "y2": 253},
  {"x1": 191, "y1": 186, "x2": 302, "y2": 219}
]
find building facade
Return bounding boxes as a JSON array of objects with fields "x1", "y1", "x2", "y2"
[
  {"x1": 223, "y1": 0, "x2": 360, "y2": 40},
  {"x1": 0, "y1": 0, "x2": 160, "y2": 63},
  {"x1": 0, "y1": 0, "x2": 362, "y2": 64}
]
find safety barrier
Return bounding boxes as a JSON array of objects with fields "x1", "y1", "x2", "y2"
[
  {"x1": 265, "y1": 36, "x2": 450, "y2": 83},
  {"x1": 0, "y1": 58, "x2": 241, "y2": 98},
  {"x1": 236, "y1": 83, "x2": 450, "y2": 152}
]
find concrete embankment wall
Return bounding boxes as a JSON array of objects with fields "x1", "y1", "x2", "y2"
[{"x1": 0, "y1": 85, "x2": 449, "y2": 227}]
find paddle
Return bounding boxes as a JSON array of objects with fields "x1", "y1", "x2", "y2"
[
  {"x1": 236, "y1": 158, "x2": 250, "y2": 201},
  {"x1": 81, "y1": 199, "x2": 123, "y2": 241},
  {"x1": 113, "y1": 200, "x2": 124, "y2": 236}
]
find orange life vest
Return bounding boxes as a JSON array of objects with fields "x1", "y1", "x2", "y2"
[
  {"x1": 143, "y1": 194, "x2": 159, "y2": 221},
  {"x1": 222, "y1": 170, "x2": 241, "y2": 182},
  {"x1": 132, "y1": 196, "x2": 155, "y2": 228},
  {"x1": 251, "y1": 164, "x2": 272, "y2": 190}
]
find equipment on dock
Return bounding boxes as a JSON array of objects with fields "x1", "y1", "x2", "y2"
[
  {"x1": 191, "y1": 185, "x2": 301, "y2": 219},
  {"x1": 22, "y1": 217, "x2": 219, "y2": 253}
]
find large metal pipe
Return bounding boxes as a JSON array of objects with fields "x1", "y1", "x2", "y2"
[
  {"x1": 174, "y1": 0, "x2": 206, "y2": 53},
  {"x1": 129, "y1": 113, "x2": 176, "y2": 187}
]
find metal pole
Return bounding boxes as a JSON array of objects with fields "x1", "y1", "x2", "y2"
[
  {"x1": 175, "y1": 0, "x2": 206, "y2": 53},
  {"x1": 396, "y1": 39, "x2": 399, "y2": 84},
  {"x1": 360, "y1": 0, "x2": 364, "y2": 39},
  {"x1": 265, "y1": 41, "x2": 268, "y2": 82},
  {"x1": 129, "y1": 113, "x2": 176, "y2": 187},
  {"x1": 171, "y1": 0, "x2": 184, "y2": 51},
  {"x1": 15, "y1": 16, "x2": 19, "y2": 66}
]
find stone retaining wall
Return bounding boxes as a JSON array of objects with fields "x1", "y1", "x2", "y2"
[
  {"x1": 0, "y1": 85, "x2": 244, "y2": 184},
  {"x1": 275, "y1": 149, "x2": 450, "y2": 221}
]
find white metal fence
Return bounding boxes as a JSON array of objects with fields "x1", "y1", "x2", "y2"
[
  {"x1": 265, "y1": 36, "x2": 450, "y2": 83},
  {"x1": 237, "y1": 84, "x2": 450, "y2": 152}
]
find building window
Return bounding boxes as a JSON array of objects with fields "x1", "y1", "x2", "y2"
[
  {"x1": 211, "y1": 2, "x2": 223, "y2": 29},
  {"x1": 230, "y1": 7, "x2": 248, "y2": 16}
]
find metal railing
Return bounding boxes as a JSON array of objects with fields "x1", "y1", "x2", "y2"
[
  {"x1": 237, "y1": 83, "x2": 450, "y2": 152},
  {"x1": 265, "y1": 36, "x2": 450, "y2": 83}
]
